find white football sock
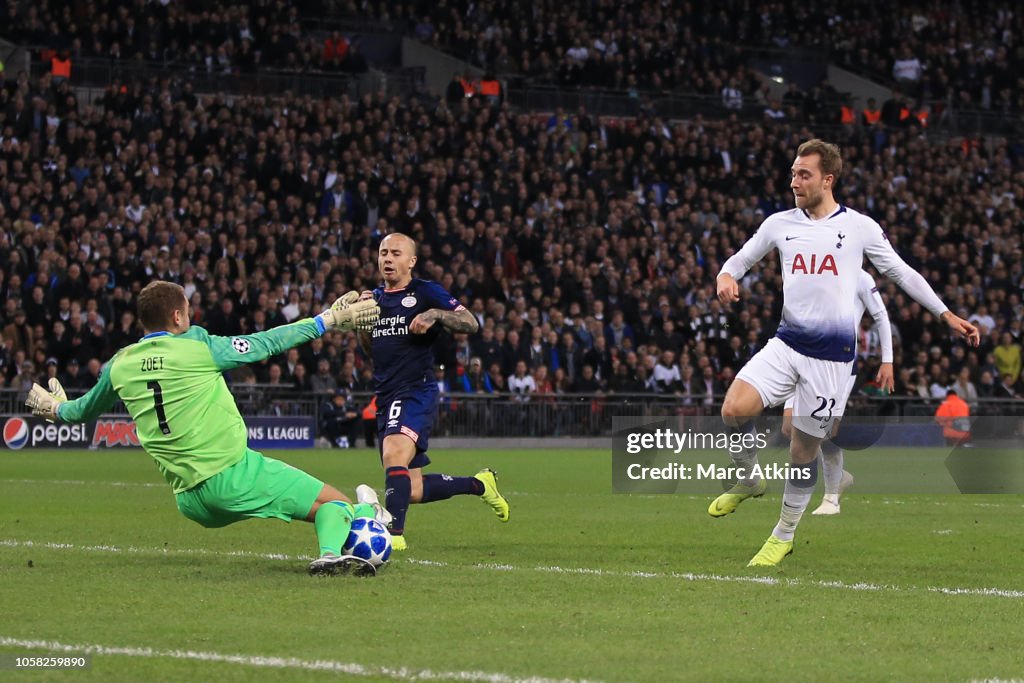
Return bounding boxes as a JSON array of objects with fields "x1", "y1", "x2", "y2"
[
  {"x1": 772, "y1": 460, "x2": 819, "y2": 542},
  {"x1": 729, "y1": 423, "x2": 761, "y2": 487},
  {"x1": 820, "y1": 441, "x2": 844, "y2": 495}
]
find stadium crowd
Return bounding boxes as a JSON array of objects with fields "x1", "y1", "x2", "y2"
[
  {"x1": 6, "y1": 0, "x2": 1021, "y2": 150},
  {"x1": 3, "y1": 0, "x2": 1022, "y2": 117},
  {"x1": 393, "y1": 0, "x2": 1023, "y2": 115},
  {"x1": 0, "y1": 0, "x2": 369, "y2": 75},
  {"x1": 825, "y1": 1, "x2": 1023, "y2": 112},
  {"x1": 0, "y1": 56, "x2": 1022, "y2": 422}
]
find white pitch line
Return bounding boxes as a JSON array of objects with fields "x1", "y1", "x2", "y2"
[
  {"x1": 841, "y1": 499, "x2": 1024, "y2": 509},
  {"x1": 8, "y1": 483, "x2": 1024, "y2": 509},
  {"x1": 4, "y1": 538, "x2": 1023, "y2": 601},
  {"x1": 0, "y1": 539, "x2": 305, "y2": 562},
  {"x1": 0, "y1": 636, "x2": 596, "y2": 683},
  {"x1": 0, "y1": 478, "x2": 163, "y2": 488},
  {"x1": 420, "y1": 560, "x2": 888, "y2": 592},
  {"x1": 929, "y1": 587, "x2": 1024, "y2": 599}
]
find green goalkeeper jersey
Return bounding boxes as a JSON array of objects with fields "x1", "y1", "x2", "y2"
[{"x1": 57, "y1": 319, "x2": 324, "y2": 493}]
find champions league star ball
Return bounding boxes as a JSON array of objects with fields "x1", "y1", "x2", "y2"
[{"x1": 342, "y1": 518, "x2": 393, "y2": 567}]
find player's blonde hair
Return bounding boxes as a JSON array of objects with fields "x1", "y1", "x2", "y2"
[
  {"x1": 138, "y1": 281, "x2": 187, "y2": 332},
  {"x1": 796, "y1": 138, "x2": 843, "y2": 179}
]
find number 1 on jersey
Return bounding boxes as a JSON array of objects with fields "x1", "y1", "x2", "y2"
[{"x1": 147, "y1": 380, "x2": 172, "y2": 435}]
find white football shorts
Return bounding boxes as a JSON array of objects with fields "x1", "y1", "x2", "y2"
[
  {"x1": 736, "y1": 337, "x2": 854, "y2": 436},
  {"x1": 783, "y1": 372, "x2": 857, "y2": 412}
]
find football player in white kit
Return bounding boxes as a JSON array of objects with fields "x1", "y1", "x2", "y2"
[
  {"x1": 713, "y1": 139, "x2": 979, "y2": 567},
  {"x1": 780, "y1": 269, "x2": 895, "y2": 516}
]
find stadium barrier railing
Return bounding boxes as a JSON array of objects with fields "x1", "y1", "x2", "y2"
[
  {"x1": 299, "y1": 16, "x2": 402, "y2": 34},
  {"x1": 1, "y1": 388, "x2": 1020, "y2": 441},
  {"x1": 505, "y1": 82, "x2": 1022, "y2": 137},
  {"x1": 25, "y1": 52, "x2": 425, "y2": 99}
]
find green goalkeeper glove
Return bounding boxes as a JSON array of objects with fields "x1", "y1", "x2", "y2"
[
  {"x1": 317, "y1": 292, "x2": 379, "y2": 332},
  {"x1": 26, "y1": 378, "x2": 68, "y2": 423}
]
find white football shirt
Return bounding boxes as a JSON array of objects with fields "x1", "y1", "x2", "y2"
[
  {"x1": 853, "y1": 269, "x2": 893, "y2": 364},
  {"x1": 721, "y1": 205, "x2": 946, "y2": 362}
]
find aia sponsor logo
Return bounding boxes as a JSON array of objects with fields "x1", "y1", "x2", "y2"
[{"x1": 790, "y1": 253, "x2": 838, "y2": 276}]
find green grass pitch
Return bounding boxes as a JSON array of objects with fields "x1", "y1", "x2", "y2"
[{"x1": 1, "y1": 448, "x2": 1022, "y2": 682}]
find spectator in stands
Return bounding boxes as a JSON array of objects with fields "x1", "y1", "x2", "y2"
[
  {"x1": 508, "y1": 360, "x2": 536, "y2": 400},
  {"x1": 881, "y1": 90, "x2": 907, "y2": 127},
  {"x1": 780, "y1": 83, "x2": 803, "y2": 118},
  {"x1": 764, "y1": 99, "x2": 786, "y2": 121},
  {"x1": 654, "y1": 319, "x2": 684, "y2": 354},
  {"x1": 336, "y1": 363, "x2": 359, "y2": 394},
  {"x1": 892, "y1": 47, "x2": 923, "y2": 91},
  {"x1": 950, "y1": 367, "x2": 979, "y2": 413},
  {"x1": 461, "y1": 357, "x2": 492, "y2": 394},
  {"x1": 572, "y1": 364, "x2": 603, "y2": 394},
  {"x1": 487, "y1": 363, "x2": 507, "y2": 394},
  {"x1": 292, "y1": 362, "x2": 312, "y2": 393},
  {"x1": 721, "y1": 78, "x2": 743, "y2": 110},
  {"x1": 4, "y1": 309, "x2": 33, "y2": 355},
  {"x1": 605, "y1": 309, "x2": 635, "y2": 350},
  {"x1": 320, "y1": 389, "x2": 359, "y2": 449},
  {"x1": 930, "y1": 369, "x2": 952, "y2": 399},
  {"x1": 472, "y1": 326, "x2": 501, "y2": 373},
  {"x1": 650, "y1": 350, "x2": 682, "y2": 395},
  {"x1": 310, "y1": 358, "x2": 337, "y2": 395},
  {"x1": 556, "y1": 332, "x2": 584, "y2": 382},
  {"x1": 606, "y1": 362, "x2": 637, "y2": 396},
  {"x1": 59, "y1": 358, "x2": 82, "y2": 391},
  {"x1": 969, "y1": 306, "x2": 997, "y2": 337},
  {"x1": 996, "y1": 375, "x2": 1021, "y2": 400},
  {"x1": 977, "y1": 371, "x2": 998, "y2": 400},
  {"x1": 695, "y1": 363, "x2": 724, "y2": 407},
  {"x1": 677, "y1": 365, "x2": 700, "y2": 410},
  {"x1": 74, "y1": 357, "x2": 98, "y2": 388},
  {"x1": 993, "y1": 332, "x2": 1021, "y2": 385}
]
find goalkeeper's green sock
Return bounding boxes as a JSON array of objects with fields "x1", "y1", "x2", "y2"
[
  {"x1": 352, "y1": 503, "x2": 376, "y2": 519},
  {"x1": 314, "y1": 501, "x2": 356, "y2": 557}
]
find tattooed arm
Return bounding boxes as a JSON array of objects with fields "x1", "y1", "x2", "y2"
[{"x1": 409, "y1": 307, "x2": 480, "y2": 335}]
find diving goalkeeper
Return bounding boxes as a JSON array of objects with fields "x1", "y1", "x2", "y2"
[{"x1": 26, "y1": 280, "x2": 386, "y2": 576}]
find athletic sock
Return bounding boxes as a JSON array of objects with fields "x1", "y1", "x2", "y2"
[
  {"x1": 353, "y1": 502, "x2": 377, "y2": 519},
  {"x1": 384, "y1": 466, "x2": 411, "y2": 536},
  {"x1": 728, "y1": 421, "x2": 761, "y2": 486},
  {"x1": 820, "y1": 439, "x2": 845, "y2": 495},
  {"x1": 314, "y1": 500, "x2": 355, "y2": 557},
  {"x1": 420, "y1": 473, "x2": 484, "y2": 503},
  {"x1": 772, "y1": 459, "x2": 819, "y2": 542}
]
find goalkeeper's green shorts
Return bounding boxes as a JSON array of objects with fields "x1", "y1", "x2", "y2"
[{"x1": 175, "y1": 448, "x2": 325, "y2": 528}]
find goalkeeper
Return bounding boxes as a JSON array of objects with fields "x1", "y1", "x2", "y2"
[{"x1": 26, "y1": 281, "x2": 386, "y2": 576}]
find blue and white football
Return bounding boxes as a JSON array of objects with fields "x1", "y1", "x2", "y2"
[{"x1": 342, "y1": 518, "x2": 392, "y2": 567}]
